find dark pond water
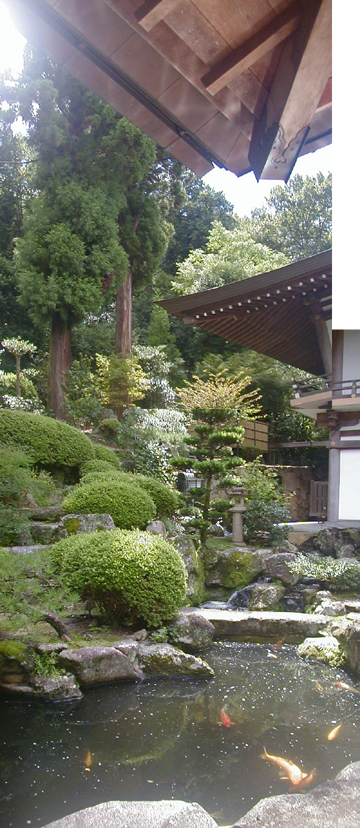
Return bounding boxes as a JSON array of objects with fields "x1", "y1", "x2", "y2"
[{"x1": 1, "y1": 642, "x2": 360, "y2": 828}]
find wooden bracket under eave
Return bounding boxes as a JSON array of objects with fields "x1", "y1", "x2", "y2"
[
  {"x1": 202, "y1": 1, "x2": 301, "y2": 96},
  {"x1": 135, "y1": 0, "x2": 181, "y2": 31}
]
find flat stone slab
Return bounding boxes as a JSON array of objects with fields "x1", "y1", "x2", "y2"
[
  {"x1": 232, "y1": 761, "x2": 360, "y2": 827},
  {"x1": 197, "y1": 609, "x2": 330, "y2": 642},
  {"x1": 40, "y1": 799, "x2": 218, "y2": 828}
]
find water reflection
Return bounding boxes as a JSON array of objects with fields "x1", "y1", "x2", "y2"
[{"x1": 1, "y1": 643, "x2": 360, "y2": 827}]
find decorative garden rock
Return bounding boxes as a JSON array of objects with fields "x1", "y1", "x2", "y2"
[
  {"x1": 146, "y1": 520, "x2": 167, "y2": 537},
  {"x1": 298, "y1": 635, "x2": 345, "y2": 668},
  {"x1": 40, "y1": 800, "x2": 219, "y2": 828},
  {"x1": 330, "y1": 617, "x2": 360, "y2": 674},
  {"x1": 30, "y1": 674, "x2": 82, "y2": 701},
  {"x1": 313, "y1": 598, "x2": 347, "y2": 616},
  {"x1": 58, "y1": 646, "x2": 143, "y2": 685},
  {"x1": 167, "y1": 609, "x2": 215, "y2": 652},
  {"x1": 203, "y1": 545, "x2": 273, "y2": 590},
  {"x1": 226, "y1": 584, "x2": 257, "y2": 609},
  {"x1": 30, "y1": 521, "x2": 66, "y2": 544},
  {"x1": 60, "y1": 513, "x2": 115, "y2": 536},
  {"x1": 336, "y1": 544, "x2": 357, "y2": 559},
  {"x1": 274, "y1": 539, "x2": 299, "y2": 555},
  {"x1": 137, "y1": 642, "x2": 214, "y2": 677},
  {"x1": 232, "y1": 760, "x2": 360, "y2": 828},
  {"x1": 173, "y1": 534, "x2": 205, "y2": 604},
  {"x1": 263, "y1": 553, "x2": 299, "y2": 586},
  {"x1": 249, "y1": 582, "x2": 286, "y2": 611}
]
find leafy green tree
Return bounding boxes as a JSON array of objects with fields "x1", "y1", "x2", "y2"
[
  {"x1": 245, "y1": 172, "x2": 332, "y2": 260},
  {"x1": 173, "y1": 369, "x2": 261, "y2": 543},
  {"x1": 172, "y1": 219, "x2": 288, "y2": 295}
]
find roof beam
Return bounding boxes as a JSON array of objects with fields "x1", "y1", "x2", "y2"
[
  {"x1": 135, "y1": 0, "x2": 181, "y2": 32},
  {"x1": 202, "y1": 2, "x2": 301, "y2": 96},
  {"x1": 249, "y1": 0, "x2": 332, "y2": 181}
]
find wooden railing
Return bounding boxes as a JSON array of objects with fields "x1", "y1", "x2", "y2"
[{"x1": 293, "y1": 377, "x2": 360, "y2": 399}]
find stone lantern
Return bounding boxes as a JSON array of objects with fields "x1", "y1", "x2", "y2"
[{"x1": 228, "y1": 484, "x2": 248, "y2": 546}]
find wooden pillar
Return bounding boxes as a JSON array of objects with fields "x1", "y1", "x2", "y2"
[
  {"x1": 327, "y1": 411, "x2": 340, "y2": 522},
  {"x1": 332, "y1": 329, "x2": 344, "y2": 398}
]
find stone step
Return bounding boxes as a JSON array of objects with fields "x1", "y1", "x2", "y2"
[
  {"x1": 20, "y1": 506, "x2": 64, "y2": 522},
  {"x1": 193, "y1": 608, "x2": 330, "y2": 642},
  {"x1": 3, "y1": 545, "x2": 50, "y2": 555}
]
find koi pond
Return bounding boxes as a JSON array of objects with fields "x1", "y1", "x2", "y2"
[{"x1": 1, "y1": 642, "x2": 360, "y2": 828}]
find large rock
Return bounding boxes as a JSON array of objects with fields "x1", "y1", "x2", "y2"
[
  {"x1": 313, "y1": 598, "x2": 347, "y2": 616},
  {"x1": 146, "y1": 520, "x2": 167, "y2": 537},
  {"x1": 30, "y1": 521, "x2": 66, "y2": 544},
  {"x1": 60, "y1": 513, "x2": 115, "y2": 535},
  {"x1": 263, "y1": 553, "x2": 299, "y2": 586},
  {"x1": 330, "y1": 616, "x2": 360, "y2": 674},
  {"x1": 137, "y1": 642, "x2": 214, "y2": 677},
  {"x1": 173, "y1": 534, "x2": 205, "y2": 604},
  {"x1": 40, "y1": 800, "x2": 218, "y2": 828},
  {"x1": 58, "y1": 647, "x2": 143, "y2": 686},
  {"x1": 203, "y1": 545, "x2": 273, "y2": 589},
  {"x1": 167, "y1": 609, "x2": 215, "y2": 652},
  {"x1": 30, "y1": 674, "x2": 82, "y2": 701},
  {"x1": 297, "y1": 635, "x2": 345, "y2": 667},
  {"x1": 232, "y1": 761, "x2": 360, "y2": 827},
  {"x1": 249, "y1": 583, "x2": 286, "y2": 611}
]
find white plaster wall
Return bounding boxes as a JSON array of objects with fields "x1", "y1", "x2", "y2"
[
  {"x1": 343, "y1": 331, "x2": 360, "y2": 382},
  {"x1": 338, "y1": 450, "x2": 360, "y2": 520}
]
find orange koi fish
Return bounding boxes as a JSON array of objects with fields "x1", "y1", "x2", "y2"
[
  {"x1": 85, "y1": 750, "x2": 92, "y2": 771},
  {"x1": 220, "y1": 708, "x2": 232, "y2": 727},
  {"x1": 327, "y1": 723, "x2": 342, "y2": 741},
  {"x1": 335, "y1": 680, "x2": 360, "y2": 694},
  {"x1": 272, "y1": 638, "x2": 285, "y2": 650},
  {"x1": 261, "y1": 747, "x2": 307, "y2": 786},
  {"x1": 315, "y1": 681, "x2": 324, "y2": 692},
  {"x1": 288, "y1": 770, "x2": 316, "y2": 791}
]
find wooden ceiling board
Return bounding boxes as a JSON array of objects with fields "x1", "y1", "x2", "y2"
[
  {"x1": 229, "y1": 68, "x2": 268, "y2": 118},
  {"x1": 164, "y1": 137, "x2": 213, "y2": 174},
  {"x1": 191, "y1": 0, "x2": 278, "y2": 50},
  {"x1": 63, "y1": 52, "x2": 179, "y2": 147},
  {"x1": 53, "y1": 0, "x2": 133, "y2": 56},
  {"x1": 165, "y1": 0, "x2": 229, "y2": 66},
  {"x1": 224, "y1": 133, "x2": 250, "y2": 175},
  {"x1": 158, "y1": 77, "x2": 219, "y2": 133},
  {"x1": 250, "y1": 41, "x2": 284, "y2": 90},
  {"x1": 11, "y1": 3, "x2": 76, "y2": 65},
  {"x1": 111, "y1": 32, "x2": 181, "y2": 98},
  {"x1": 196, "y1": 112, "x2": 240, "y2": 158}
]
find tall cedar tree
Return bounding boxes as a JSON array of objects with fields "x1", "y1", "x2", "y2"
[{"x1": 0, "y1": 50, "x2": 170, "y2": 417}]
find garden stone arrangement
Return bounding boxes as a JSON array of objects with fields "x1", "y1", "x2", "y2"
[{"x1": 35, "y1": 761, "x2": 360, "y2": 828}]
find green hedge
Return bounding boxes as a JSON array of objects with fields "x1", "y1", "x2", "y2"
[
  {"x1": 134, "y1": 474, "x2": 180, "y2": 517},
  {"x1": 92, "y1": 444, "x2": 119, "y2": 467},
  {"x1": 51, "y1": 529, "x2": 187, "y2": 627},
  {"x1": 81, "y1": 459, "x2": 120, "y2": 477},
  {"x1": 62, "y1": 479, "x2": 156, "y2": 529},
  {"x1": 0, "y1": 410, "x2": 95, "y2": 470}
]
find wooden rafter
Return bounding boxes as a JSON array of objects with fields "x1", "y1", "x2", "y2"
[
  {"x1": 135, "y1": 0, "x2": 181, "y2": 32},
  {"x1": 202, "y1": 2, "x2": 301, "y2": 96},
  {"x1": 249, "y1": 0, "x2": 332, "y2": 181}
]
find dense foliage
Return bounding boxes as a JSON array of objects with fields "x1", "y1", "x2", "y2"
[
  {"x1": 79, "y1": 465, "x2": 180, "y2": 518},
  {"x1": 92, "y1": 444, "x2": 119, "y2": 468},
  {"x1": 62, "y1": 479, "x2": 156, "y2": 529},
  {"x1": 51, "y1": 529, "x2": 187, "y2": 627},
  {"x1": 0, "y1": 410, "x2": 94, "y2": 470},
  {"x1": 289, "y1": 554, "x2": 360, "y2": 592},
  {"x1": 174, "y1": 370, "x2": 261, "y2": 542}
]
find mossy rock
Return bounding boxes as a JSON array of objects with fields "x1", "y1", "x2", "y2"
[
  {"x1": 203, "y1": 545, "x2": 265, "y2": 589},
  {"x1": 173, "y1": 534, "x2": 206, "y2": 605},
  {"x1": 297, "y1": 635, "x2": 345, "y2": 668}
]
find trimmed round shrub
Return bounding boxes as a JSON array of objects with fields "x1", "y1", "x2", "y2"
[
  {"x1": 0, "y1": 410, "x2": 94, "y2": 470},
  {"x1": 81, "y1": 459, "x2": 120, "y2": 477},
  {"x1": 93, "y1": 443, "x2": 119, "y2": 467},
  {"x1": 134, "y1": 474, "x2": 180, "y2": 517},
  {"x1": 62, "y1": 479, "x2": 156, "y2": 529},
  {"x1": 79, "y1": 466, "x2": 180, "y2": 518},
  {"x1": 98, "y1": 418, "x2": 120, "y2": 438},
  {"x1": 51, "y1": 529, "x2": 187, "y2": 627}
]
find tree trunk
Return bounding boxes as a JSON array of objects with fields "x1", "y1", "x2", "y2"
[
  {"x1": 15, "y1": 354, "x2": 21, "y2": 396},
  {"x1": 115, "y1": 266, "x2": 132, "y2": 357},
  {"x1": 48, "y1": 314, "x2": 71, "y2": 420}
]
